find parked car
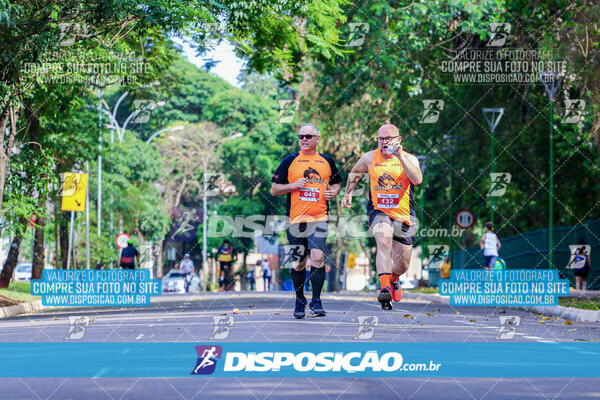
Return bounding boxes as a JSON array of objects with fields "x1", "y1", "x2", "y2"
[
  {"x1": 162, "y1": 270, "x2": 186, "y2": 293},
  {"x1": 13, "y1": 263, "x2": 32, "y2": 282}
]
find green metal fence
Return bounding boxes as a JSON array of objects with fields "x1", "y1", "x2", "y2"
[{"x1": 451, "y1": 218, "x2": 600, "y2": 290}]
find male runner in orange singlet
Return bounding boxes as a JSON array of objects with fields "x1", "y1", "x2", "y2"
[{"x1": 342, "y1": 124, "x2": 422, "y2": 310}]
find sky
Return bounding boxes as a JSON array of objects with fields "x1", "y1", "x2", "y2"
[{"x1": 172, "y1": 37, "x2": 245, "y2": 88}]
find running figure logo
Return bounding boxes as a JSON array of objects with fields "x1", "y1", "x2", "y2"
[
  {"x1": 276, "y1": 100, "x2": 299, "y2": 123},
  {"x1": 563, "y1": 100, "x2": 585, "y2": 124},
  {"x1": 420, "y1": 100, "x2": 444, "y2": 123},
  {"x1": 497, "y1": 316, "x2": 520, "y2": 339},
  {"x1": 426, "y1": 245, "x2": 448, "y2": 269},
  {"x1": 209, "y1": 316, "x2": 234, "y2": 340},
  {"x1": 567, "y1": 245, "x2": 591, "y2": 269},
  {"x1": 487, "y1": 173, "x2": 511, "y2": 197},
  {"x1": 191, "y1": 345, "x2": 223, "y2": 375},
  {"x1": 354, "y1": 316, "x2": 379, "y2": 340},
  {"x1": 131, "y1": 100, "x2": 156, "y2": 124},
  {"x1": 486, "y1": 23, "x2": 511, "y2": 47},
  {"x1": 281, "y1": 244, "x2": 305, "y2": 267},
  {"x1": 138, "y1": 244, "x2": 159, "y2": 269},
  {"x1": 65, "y1": 316, "x2": 90, "y2": 340},
  {"x1": 347, "y1": 23, "x2": 369, "y2": 47},
  {"x1": 57, "y1": 22, "x2": 88, "y2": 46}
]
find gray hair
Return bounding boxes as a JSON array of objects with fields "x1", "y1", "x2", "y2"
[{"x1": 299, "y1": 123, "x2": 319, "y2": 136}]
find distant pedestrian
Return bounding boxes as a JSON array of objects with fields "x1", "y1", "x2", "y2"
[
  {"x1": 480, "y1": 222, "x2": 501, "y2": 269},
  {"x1": 120, "y1": 239, "x2": 139, "y2": 270},
  {"x1": 570, "y1": 238, "x2": 591, "y2": 291},
  {"x1": 247, "y1": 269, "x2": 256, "y2": 291},
  {"x1": 440, "y1": 257, "x2": 451, "y2": 279},
  {"x1": 262, "y1": 258, "x2": 271, "y2": 291}
]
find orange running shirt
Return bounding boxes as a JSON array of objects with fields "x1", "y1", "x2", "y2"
[
  {"x1": 368, "y1": 149, "x2": 415, "y2": 224},
  {"x1": 272, "y1": 152, "x2": 341, "y2": 223}
]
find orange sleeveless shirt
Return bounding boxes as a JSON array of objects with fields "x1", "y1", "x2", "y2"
[{"x1": 368, "y1": 149, "x2": 414, "y2": 224}]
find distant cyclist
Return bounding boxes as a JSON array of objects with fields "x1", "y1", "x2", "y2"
[
  {"x1": 179, "y1": 253, "x2": 195, "y2": 292},
  {"x1": 215, "y1": 239, "x2": 237, "y2": 290},
  {"x1": 480, "y1": 221, "x2": 501, "y2": 269}
]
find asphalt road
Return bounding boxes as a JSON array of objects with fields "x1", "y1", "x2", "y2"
[{"x1": 1, "y1": 291, "x2": 599, "y2": 399}]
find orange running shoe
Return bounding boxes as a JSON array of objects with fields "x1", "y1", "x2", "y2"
[{"x1": 390, "y1": 279, "x2": 402, "y2": 302}]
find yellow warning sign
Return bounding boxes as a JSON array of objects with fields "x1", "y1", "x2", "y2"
[{"x1": 61, "y1": 172, "x2": 87, "y2": 212}]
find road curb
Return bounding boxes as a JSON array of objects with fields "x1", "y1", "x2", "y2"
[
  {"x1": 0, "y1": 300, "x2": 44, "y2": 319},
  {"x1": 404, "y1": 292, "x2": 600, "y2": 322}
]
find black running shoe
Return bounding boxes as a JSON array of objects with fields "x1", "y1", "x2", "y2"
[
  {"x1": 378, "y1": 288, "x2": 393, "y2": 310},
  {"x1": 309, "y1": 298, "x2": 326, "y2": 317},
  {"x1": 293, "y1": 297, "x2": 307, "y2": 319}
]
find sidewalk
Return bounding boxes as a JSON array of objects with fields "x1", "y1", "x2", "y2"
[
  {"x1": 0, "y1": 300, "x2": 44, "y2": 319},
  {"x1": 402, "y1": 291, "x2": 600, "y2": 323}
]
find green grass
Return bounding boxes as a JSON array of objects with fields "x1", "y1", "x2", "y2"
[
  {"x1": 405, "y1": 287, "x2": 439, "y2": 294},
  {"x1": 0, "y1": 282, "x2": 39, "y2": 303},
  {"x1": 558, "y1": 296, "x2": 600, "y2": 311}
]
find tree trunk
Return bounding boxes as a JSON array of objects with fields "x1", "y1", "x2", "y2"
[
  {"x1": 59, "y1": 211, "x2": 69, "y2": 268},
  {"x1": 0, "y1": 105, "x2": 18, "y2": 216},
  {"x1": 0, "y1": 217, "x2": 27, "y2": 288},
  {"x1": 32, "y1": 214, "x2": 45, "y2": 279}
]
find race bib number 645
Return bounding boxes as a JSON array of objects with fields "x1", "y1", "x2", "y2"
[{"x1": 299, "y1": 187, "x2": 320, "y2": 202}]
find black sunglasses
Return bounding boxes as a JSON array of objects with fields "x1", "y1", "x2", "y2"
[{"x1": 298, "y1": 134, "x2": 316, "y2": 140}]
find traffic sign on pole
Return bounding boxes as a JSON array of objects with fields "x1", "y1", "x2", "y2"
[
  {"x1": 455, "y1": 209, "x2": 475, "y2": 229},
  {"x1": 116, "y1": 233, "x2": 130, "y2": 249}
]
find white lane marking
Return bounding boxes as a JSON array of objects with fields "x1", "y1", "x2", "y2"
[
  {"x1": 523, "y1": 336, "x2": 543, "y2": 340},
  {"x1": 135, "y1": 334, "x2": 144, "y2": 340}
]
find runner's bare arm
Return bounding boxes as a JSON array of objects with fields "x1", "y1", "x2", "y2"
[
  {"x1": 342, "y1": 152, "x2": 372, "y2": 208},
  {"x1": 396, "y1": 152, "x2": 423, "y2": 185},
  {"x1": 271, "y1": 178, "x2": 307, "y2": 196},
  {"x1": 324, "y1": 183, "x2": 342, "y2": 200}
]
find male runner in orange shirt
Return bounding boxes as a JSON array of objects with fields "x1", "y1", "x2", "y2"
[
  {"x1": 271, "y1": 123, "x2": 342, "y2": 318},
  {"x1": 342, "y1": 124, "x2": 422, "y2": 310}
]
